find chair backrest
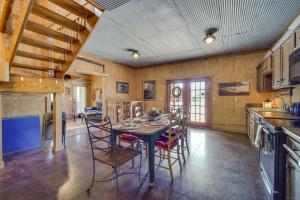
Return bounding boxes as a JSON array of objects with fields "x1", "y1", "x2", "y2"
[
  {"x1": 166, "y1": 112, "x2": 180, "y2": 149},
  {"x1": 116, "y1": 105, "x2": 123, "y2": 122},
  {"x1": 84, "y1": 115, "x2": 113, "y2": 154}
]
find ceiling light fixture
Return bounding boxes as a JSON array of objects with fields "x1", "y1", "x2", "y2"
[
  {"x1": 132, "y1": 51, "x2": 140, "y2": 59},
  {"x1": 126, "y1": 49, "x2": 140, "y2": 59},
  {"x1": 203, "y1": 28, "x2": 218, "y2": 44}
]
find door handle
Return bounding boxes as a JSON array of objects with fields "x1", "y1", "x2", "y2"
[{"x1": 283, "y1": 144, "x2": 300, "y2": 166}]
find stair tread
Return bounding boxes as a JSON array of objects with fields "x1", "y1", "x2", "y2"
[
  {"x1": 21, "y1": 36, "x2": 71, "y2": 54},
  {"x1": 49, "y1": 0, "x2": 95, "y2": 18},
  {"x1": 12, "y1": 62, "x2": 61, "y2": 72},
  {"x1": 16, "y1": 50, "x2": 66, "y2": 64},
  {"x1": 26, "y1": 21, "x2": 79, "y2": 43},
  {"x1": 31, "y1": 4, "x2": 86, "y2": 31}
]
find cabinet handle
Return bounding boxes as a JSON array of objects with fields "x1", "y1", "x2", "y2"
[{"x1": 277, "y1": 80, "x2": 281, "y2": 83}]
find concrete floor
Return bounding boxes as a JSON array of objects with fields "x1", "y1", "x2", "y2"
[{"x1": 0, "y1": 128, "x2": 266, "y2": 200}]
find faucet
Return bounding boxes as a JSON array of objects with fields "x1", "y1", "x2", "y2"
[{"x1": 270, "y1": 96, "x2": 287, "y2": 112}]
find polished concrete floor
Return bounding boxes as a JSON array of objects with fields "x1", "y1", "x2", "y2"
[{"x1": 0, "y1": 128, "x2": 266, "y2": 200}]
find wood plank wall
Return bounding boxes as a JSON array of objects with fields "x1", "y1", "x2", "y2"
[{"x1": 134, "y1": 51, "x2": 275, "y2": 133}]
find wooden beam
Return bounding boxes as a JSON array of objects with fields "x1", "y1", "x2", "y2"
[
  {"x1": 52, "y1": 93, "x2": 63, "y2": 152},
  {"x1": 76, "y1": 56, "x2": 104, "y2": 67},
  {"x1": 0, "y1": 94, "x2": 4, "y2": 168},
  {"x1": 12, "y1": 62, "x2": 61, "y2": 72},
  {"x1": 26, "y1": 21, "x2": 79, "y2": 43},
  {"x1": 6, "y1": 0, "x2": 34, "y2": 67},
  {"x1": 0, "y1": 0, "x2": 14, "y2": 33},
  {"x1": 0, "y1": 75, "x2": 64, "y2": 93},
  {"x1": 20, "y1": 36, "x2": 71, "y2": 54},
  {"x1": 16, "y1": 50, "x2": 66, "y2": 64},
  {"x1": 86, "y1": 0, "x2": 106, "y2": 12},
  {"x1": 31, "y1": 4, "x2": 86, "y2": 31},
  {"x1": 49, "y1": 0, "x2": 95, "y2": 18}
]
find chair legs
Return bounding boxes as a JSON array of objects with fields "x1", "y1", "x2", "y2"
[
  {"x1": 177, "y1": 143, "x2": 182, "y2": 170},
  {"x1": 131, "y1": 142, "x2": 135, "y2": 168},
  {"x1": 180, "y1": 136, "x2": 186, "y2": 163},
  {"x1": 167, "y1": 149, "x2": 174, "y2": 180},
  {"x1": 184, "y1": 133, "x2": 190, "y2": 155},
  {"x1": 87, "y1": 159, "x2": 96, "y2": 193}
]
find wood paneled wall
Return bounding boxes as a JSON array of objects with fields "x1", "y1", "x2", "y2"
[
  {"x1": 73, "y1": 51, "x2": 136, "y2": 104},
  {"x1": 134, "y1": 51, "x2": 275, "y2": 133}
]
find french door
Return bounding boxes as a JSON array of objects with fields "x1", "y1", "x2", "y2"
[
  {"x1": 167, "y1": 78, "x2": 211, "y2": 128},
  {"x1": 74, "y1": 86, "x2": 87, "y2": 113}
]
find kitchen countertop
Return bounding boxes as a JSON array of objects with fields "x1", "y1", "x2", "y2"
[
  {"x1": 247, "y1": 107, "x2": 300, "y2": 137},
  {"x1": 248, "y1": 107, "x2": 300, "y2": 120}
]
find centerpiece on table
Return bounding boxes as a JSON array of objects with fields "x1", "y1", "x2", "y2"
[{"x1": 147, "y1": 107, "x2": 162, "y2": 121}]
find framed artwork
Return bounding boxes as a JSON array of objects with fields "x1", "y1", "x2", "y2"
[
  {"x1": 65, "y1": 87, "x2": 71, "y2": 96},
  {"x1": 116, "y1": 82, "x2": 129, "y2": 93},
  {"x1": 218, "y1": 82, "x2": 250, "y2": 96},
  {"x1": 143, "y1": 80, "x2": 156, "y2": 100}
]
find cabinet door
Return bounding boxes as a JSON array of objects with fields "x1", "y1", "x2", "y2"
[
  {"x1": 272, "y1": 49, "x2": 282, "y2": 88},
  {"x1": 266, "y1": 56, "x2": 272, "y2": 72},
  {"x1": 296, "y1": 26, "x2": 300, "y2": 47},
  {"x1": 281, "y1": 36, "x2": 295, "y2": 86},
  {"x1": 257, "y1": 65, "x2": 263, "y2": 91}
]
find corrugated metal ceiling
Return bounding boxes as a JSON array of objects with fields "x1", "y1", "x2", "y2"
[{"x1": 84, "y1": 0, "x2": 300, "y2": 67}]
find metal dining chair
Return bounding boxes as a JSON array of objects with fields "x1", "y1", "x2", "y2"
[
  {"x1": 116, "y1": 104, "x2": 139, "y2": 167},
  {"x1": 154, "y1": 112, "x2": 182, "y2": 180},
  {"x1": 83, "y1": 115, "x2": 143, "y2": 196},
  {"x1": 42, "y1": 112, "x2": 66, "y2": 150}
]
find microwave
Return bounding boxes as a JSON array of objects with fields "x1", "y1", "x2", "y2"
[{"x1": 290, "y1": 46, "x2": 300, "y2": 83}]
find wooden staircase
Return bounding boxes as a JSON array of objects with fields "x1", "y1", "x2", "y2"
[{"x1": 7, "y1": 0, "x2": 105, "y2": 78}]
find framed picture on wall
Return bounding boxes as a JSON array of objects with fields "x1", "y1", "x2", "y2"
[
  {"x1": 116, "y1": 82, "x2": 129, "y2": 93},
  {"x1": 218, "y1": 82, "x2": 250, "y2": 96},
  {"x1": 65, "y1": 87, "x2": 71, "y2": 96},
  {"x1": 143, "y1": 80, "x2": 156, "y2": 100}
]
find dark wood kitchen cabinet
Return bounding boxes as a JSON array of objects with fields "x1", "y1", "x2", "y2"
[
  {"x1": 281, "y1": 36, "x2": 295, "y2": 86},
  {"x1": 272, "y1": 48, "x2": 282, "y2": 89}
]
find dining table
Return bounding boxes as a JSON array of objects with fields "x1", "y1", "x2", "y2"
[{"x1": 111, "y1": 115, "x2": 170, "y2": 186}]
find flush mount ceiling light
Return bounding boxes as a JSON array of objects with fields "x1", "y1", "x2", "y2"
[
  {"x1": 126, "y1": 49, "x2": 140, "y2": 59},
  {"x1": 203, "y1": 28, "x2": 218, "y2": 44}
]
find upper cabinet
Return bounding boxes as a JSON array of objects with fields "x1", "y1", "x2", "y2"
[
  {"x1": 296, "y1": 26, "x2": 300, "y2": 47},
  {"x1": 281, "y1": 36, "x2": 295, "y2": 86},
  {"x1": 272, "y1": 49, "x2": 282, "y2": 89},
  {"x1": 257, "y1": 55, "x2": 273, "y2": 92},
  {"x1": 256, "y1": 17, "x2": 300, "y2": 91}
]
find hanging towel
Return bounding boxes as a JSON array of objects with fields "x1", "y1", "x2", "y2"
[{"x1": 254, "y1": 124, "x2": 263, "y2": 148}]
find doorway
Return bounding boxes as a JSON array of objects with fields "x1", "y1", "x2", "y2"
[
  {"x1": 74, "y1": 86, "x2": 87, "y2": 113},
  {"x1": 167, "y1": 78, "x2": 211, "y2": 128}
]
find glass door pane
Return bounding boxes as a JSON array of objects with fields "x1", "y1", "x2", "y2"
[
  {"x1": 75, "y1": 86, "x2": 87, "y2": 113},
  {"x1": 190, "y1": 81, "x2": 206, "y2": 124},
  {"x1": 168, "y1": 82, "x2": 184, "y2": 112}
]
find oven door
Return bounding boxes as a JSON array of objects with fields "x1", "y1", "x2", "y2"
[
  {"x1": 260, "y1": 127, "x2": 277, "y2": 199},
  {"x1": 284, "y1": 137, "x2": 300, "y2": 200}
]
